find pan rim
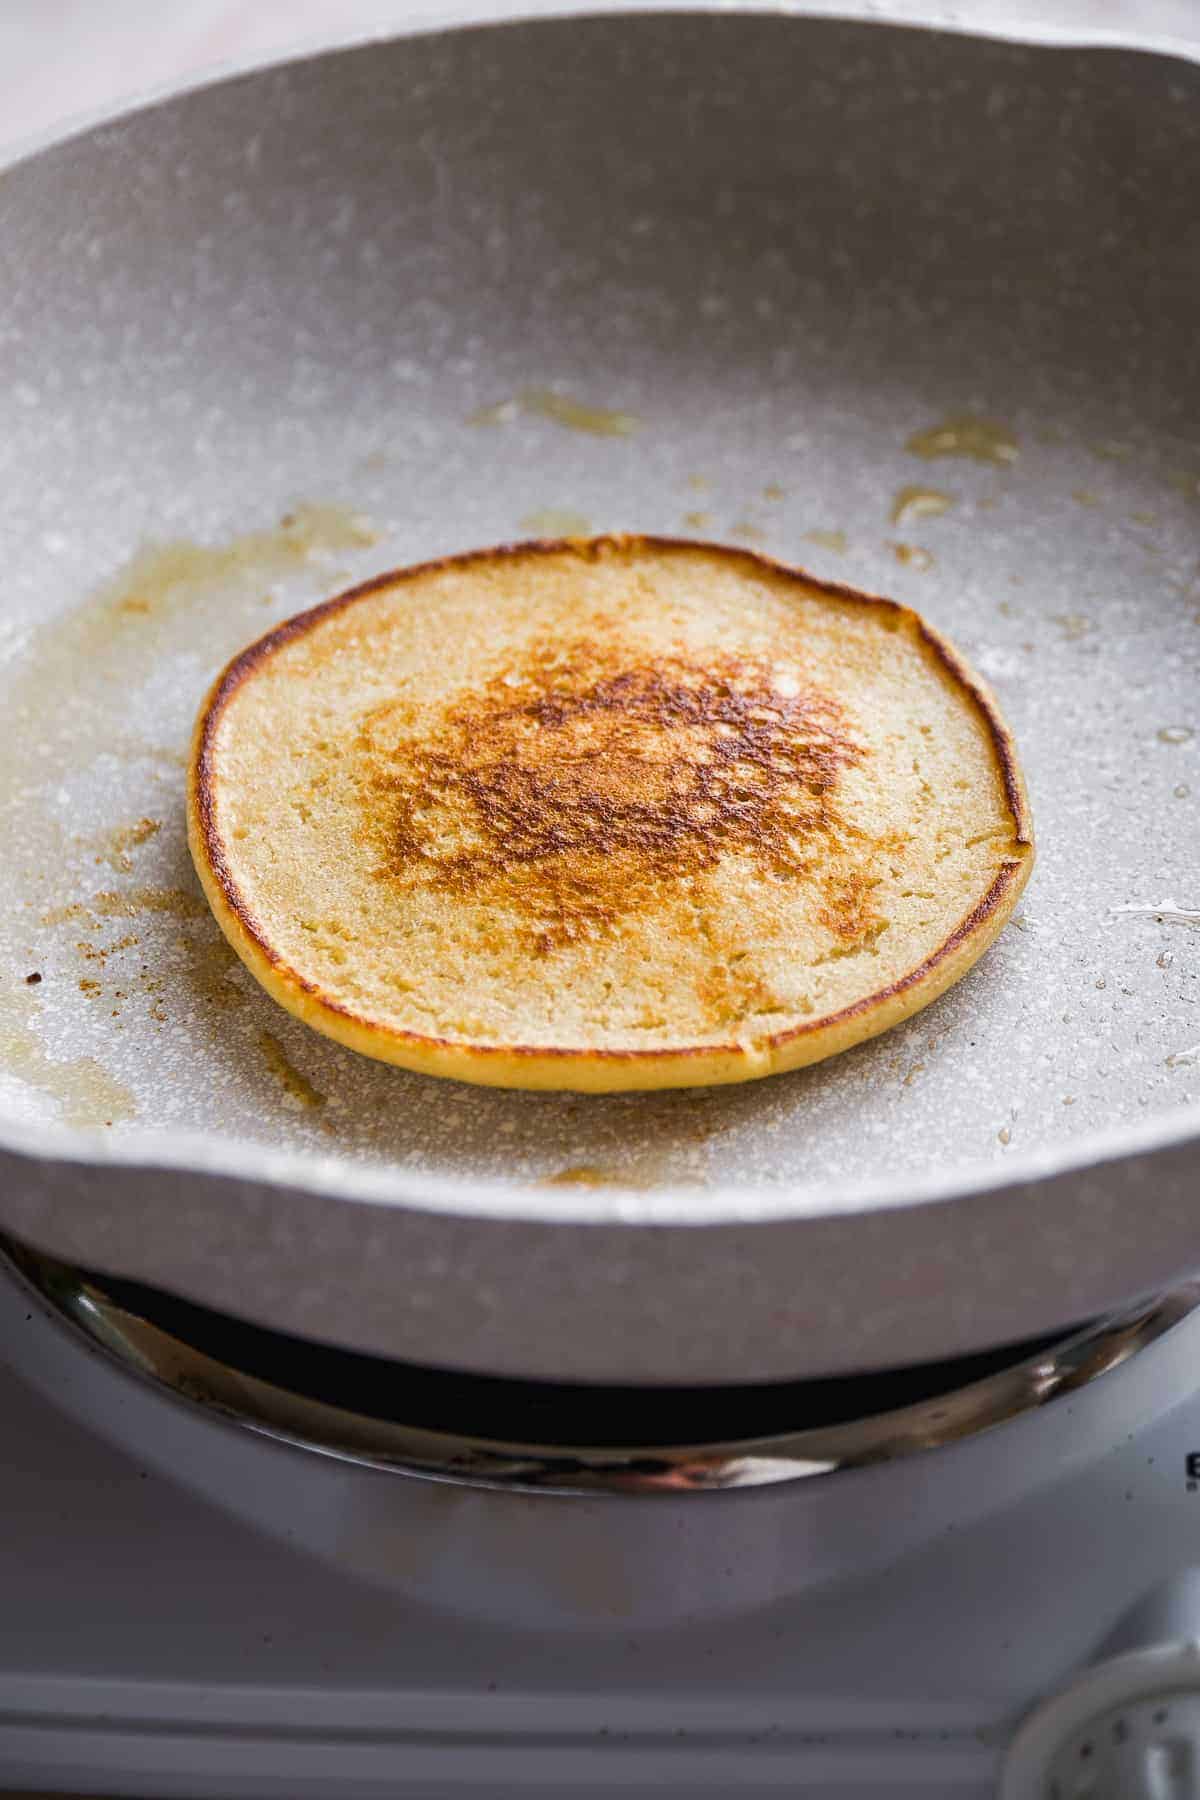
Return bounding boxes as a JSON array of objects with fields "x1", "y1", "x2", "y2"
[
  {"x1": 0, "y1": 1, "x2": 1198, "y2": 180},
  {"x1": 1, "y1": 1095, "x2": 1197, "y2": 1228},
  {"x1": 1, "y1": 0, "x2": 1197, "y2": 1230}
]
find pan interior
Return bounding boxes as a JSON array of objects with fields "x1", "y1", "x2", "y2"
[{"x1": 0, "y1": 13, "x2": 1197, "y2": 1208}]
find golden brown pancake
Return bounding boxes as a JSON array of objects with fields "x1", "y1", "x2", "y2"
[{"x1": 188, "y1": 535, "x2": 1033, "y2": 1091}]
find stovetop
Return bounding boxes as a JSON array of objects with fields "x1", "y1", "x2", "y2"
[{"x1": 5, "y1": 1258, "x2": 1200, "y2": 1797}]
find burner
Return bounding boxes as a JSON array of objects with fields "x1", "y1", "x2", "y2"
[{"x1": 7, "y1": 1235, "x2": 1199, "y2": 1494}]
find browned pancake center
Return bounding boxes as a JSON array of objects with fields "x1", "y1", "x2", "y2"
[{"x1": 357, "y1": 636, "x2": 867, "y2": 953}]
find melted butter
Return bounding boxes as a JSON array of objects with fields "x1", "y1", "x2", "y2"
[
  {"x1": 0, "y1": 500, "x2": 380, "y2": 805},
  {"x1": 1158, "y1": 725, "x2": 1195, "y2": 746},
  {"x1": 540, "y1": 1149, "x2": 675, "y2": 1188},
  {"x1": 683, "y1": 511, "x2": 712, "y2": 531},
  {"x1": 0, "y1": 501, "x2": 379, "y2": 854},
  {"x1": 890, "y1": 486, "x2": 953, "y2": 527},
  {"x1": 1169, "y1": 470, "x2": 1200, "y2": 503},
  {"x1": 763, "y1": 484, "x2": 785, "y2": 502},
  {"x1": 95, "y1": 504, "x2": 377, "y2": 627},
  {"x1": 1072, "y1": 489, "x2": 1101, "y2": 509},
  {"x1": 519, "y1": 509, "x2": 593, "y2": 537},
  {"x1": 0, "y1": 984, "x2": 136, "y2": 1128},
  {"x1": 470, "y1": 389, "x2": 640, "y2": 438},
  {"x1": 94, "y1": 817, "x2": 161, "y2": 873},
  {"x1": 466, "y1": 400, "x2": 520, "y2": 428},
  {"x1": 519, "y1": 387, "x2": 639, "y2": 437},
  {"x1": 0, "y1": 501, "x2": 381, "y2": 1125},
  {"x1": 258, "y1": 1031, "x2": 326, "y2": 1111},
  {"x1": 804, "y1": 529, "x2": 848, "y2": 554},
  {"x1": 729, "y1": 521, "x2": 764, "y2": 542},
  {"x1": 889, "y1": 542, "x2": 934, "y2": 572},
  {"x1": 1091, "y1": 440, "x2": 1136, "y2": 463},
  {"x1": 1053, "y1": 614, "x2": 1092, "y2": 642},
  {"x1": 906, "y1": 414, "x2": 1019, "y2": 467},
  {"x1": 687, "y1": 473, "x2": 711, "y2": 493}
]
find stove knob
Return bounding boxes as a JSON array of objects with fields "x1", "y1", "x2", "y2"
[{"x1": 1001, "y1": 1573, "x2": 1200, "y2": 1799}]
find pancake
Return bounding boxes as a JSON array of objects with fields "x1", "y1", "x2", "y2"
[{"x1": 188, "y1": 535, "x2": 1034, "y2": 1091}]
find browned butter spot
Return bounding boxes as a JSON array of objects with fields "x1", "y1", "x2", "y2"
[
  {"x1": 43, "y1": 886, "x2": 204, "y2": 926},
  {"x1": 0, "y1": 984, "x2": 136, "y2": 1128},
  {"x1": 357, "y1": 637, "x2": 866, "y2": 954},
  {"x1": 94, "y1": 817, "x2": 161, "y2": 873},
  {"x1": 258, "y1": 1030, "x2": 327, "y2": 1111}
]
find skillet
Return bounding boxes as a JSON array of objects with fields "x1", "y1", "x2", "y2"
[{"x1": 0, "y1": 4, "x2": 1197, "y2": 1383}]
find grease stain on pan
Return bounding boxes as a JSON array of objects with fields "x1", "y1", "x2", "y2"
[
  {"x1": 98, "y1": 504, "x2": 378, "y2": 628},
  {"x1": 469, "y1": 388, "x2": 640, "y2": 438},
  {"x1": 906, "y1": 414, "x2": 1019, "y2": 467},
  {"x1": 519, "y1": 509, "x2": 593, "y2": 537},
  {"x1": 258, "y1": 1030, "x2": 327, "y2": 1113},
  {"x1": 0, "y1": 502, "x2": 385, "y2": 1131},
  {"x1": 1091, "y1": 440, "x2": 1137, "y2": 464},
  {"x1": 0, "y1": 983, "x2": 135, "y2": 1128},
  {"x1": 539, "y1": 1151, "x2": 685, "y2": 1189},
  {"x1": 93, "y1": 817, "x2": 161, "y2": 873},
  {"x1": 889, "y1": 543, "x2": 934, "y2": 572},
  {"x1": 0, "y1": 500, "x2": 381, "y2": 822},
  {"x1": 0, "y1": 497, "x2": 382, "y2": 813},
  {"x1": 42, "y1": 888, "x2": 205, "y2": 926},
  {"x1": 890, "y1": 487, "x2": 953, "y2": 528}
]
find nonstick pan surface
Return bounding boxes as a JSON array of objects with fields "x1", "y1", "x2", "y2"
[{"x1": 0, "y1": 8, "x2": 1197, "y2": 1382}]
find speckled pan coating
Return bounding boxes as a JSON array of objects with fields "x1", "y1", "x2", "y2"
[{"x1": 0, "y1": 8, "x2": 1197, "y2": 1382}]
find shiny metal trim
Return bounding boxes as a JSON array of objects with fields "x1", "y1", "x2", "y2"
[{"x1": 7, "y1": 1239, "x2": 1199, "y2": 1496}]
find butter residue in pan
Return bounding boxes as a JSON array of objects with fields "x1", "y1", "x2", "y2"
[
  {"x1": 258, "y1": 1030, "x2": 327, "y2": 1113},
  {"x1": 0, "y1": 983, "x2": 135, "y2": 1128},
  {"x1": 0, "y1": 502, "x2": 382, "y2": 1128},
  {"x1": 889, "y1": 542, "x2": 934, "y2": 572},
  {"x1": 890, "y1": 487, "x2": 953, "y2": 527},
  {"x1": 468, "y1": 387, "x2": 640, "y2": 438},
  {"x1": 519, "y1": 509, "x2": 594, "y2": 537},
  {"x1": 906, "y1": 414, "x2": 1019, "y2": 467},
  {"x1": 94, "y1": 817, "x2": 161, "y2": 874}
]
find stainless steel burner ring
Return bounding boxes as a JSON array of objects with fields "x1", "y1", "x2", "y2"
[{"x1": 7, "y1": 1238, "x2": 1198, "y2": 1495}]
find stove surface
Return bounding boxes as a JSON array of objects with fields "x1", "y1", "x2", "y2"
[{"x1": 5, "y1": 1266, "x2": 1200, "y2": 1798}]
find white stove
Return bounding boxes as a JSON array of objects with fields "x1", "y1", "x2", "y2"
[{"x1": 4, "y1": 1244, "x2": 1200, "y2": 1797}]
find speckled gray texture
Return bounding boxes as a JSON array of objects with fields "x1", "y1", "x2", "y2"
[{"x1": 0, "y1": 11, "x2": 1197, "y2": 1380}]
